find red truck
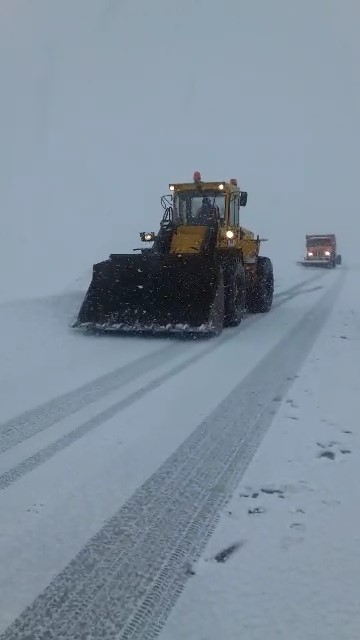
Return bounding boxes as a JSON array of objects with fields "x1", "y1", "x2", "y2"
[{"x1": 300, "y1": 234, "x2": 342, "y2": 268}]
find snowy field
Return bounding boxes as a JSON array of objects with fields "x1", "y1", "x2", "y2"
[{"x1": 0, "y1": 0, "x2": 359, "y2": 638}]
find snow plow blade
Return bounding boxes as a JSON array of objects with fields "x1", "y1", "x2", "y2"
[
  {"x1": 297, "y1": 259, "x2": 332, "y2": 268},
  {"x1": 73, "y1": 253, "x2": 224, "y2": 336}
]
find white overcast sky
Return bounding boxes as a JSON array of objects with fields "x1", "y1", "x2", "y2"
[{"x1": 0, "y1": 0, "x2": 359, "y2": 296}]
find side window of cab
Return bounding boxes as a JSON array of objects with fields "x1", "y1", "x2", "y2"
[{"x1": 229, "y1": 194, "x2": 240, "y2": 226}]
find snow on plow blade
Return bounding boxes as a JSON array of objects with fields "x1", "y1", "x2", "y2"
[
  {"x1": 74, "y1": 253, "x2": 224, "y2": 336},
  {"x1": 297, "y1": 259, "x2": 331, "y2": 267}
]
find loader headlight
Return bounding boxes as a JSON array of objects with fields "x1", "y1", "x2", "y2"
[
  {"x1": 140, "y1": 231, "x2": 156, "y2": 242},
  {"x1": 226, "y1": 230, "x2": 235, "y2": 239},
  {"x1": 218, "y1": 184, "x2": 224, "y2": 190},
  {"x1": 324, "y1": 251, "x2": 330, "y2": 256},
  {"x1": 169, "y1": 185, "x2": 175, "y2": 191}
]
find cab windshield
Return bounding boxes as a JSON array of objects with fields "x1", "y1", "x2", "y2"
[
  {"x1": 173, "y1": 191, "x2": 225, "y2": 225},
  {"x1": 307, "y1": 238, "x2": 333, "y2": 247}
]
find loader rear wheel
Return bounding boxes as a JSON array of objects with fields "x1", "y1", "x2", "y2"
[
  {"x1": 224, "y1": 260, "x2": 246, "y2": 327},
  {"x1": 248, "y1": 256, "x2": 274, "y2": 313}
]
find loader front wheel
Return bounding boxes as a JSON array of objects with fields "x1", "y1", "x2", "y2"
[
  {"x1": 224, "y1": 260, "x2": 246, "y2": 327},
  {"x1": 207, "y1": 267, "x2": 225, "y2": 336},
  {"x1": 248, "y1": 256, "x2": 274, "y2": 313}
]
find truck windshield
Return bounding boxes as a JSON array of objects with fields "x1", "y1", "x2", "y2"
[
  {"x1": 173, "y1": 191, "x2": 225, "y2": 225},
  {"x1": 307, "y1": 238, "x2": 333, "y2": 247}
]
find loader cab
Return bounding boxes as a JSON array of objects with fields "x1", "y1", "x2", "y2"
[
  {"x1": 162, "y1": 179, "x2": 247, "y2": 232},
  {"x1": 156, "y1": 178, "x2": 248, "y2": 254},
  {"x1": 172, "y1": 190, "x2": 224, "y2": 227}
]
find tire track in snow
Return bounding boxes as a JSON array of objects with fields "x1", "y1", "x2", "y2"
[
  {"x1": 0, "y1": 271, "x2": 329, "y2": 491},
  {"x1": 0, "y1": 270, "x2": 326, "y2": 455},
  {"x1": 0, "y1": 343, "x2": 180, "y2": 454},
  {"x1": 0, "y1": 271, "x2": 344, "y2": 640}
]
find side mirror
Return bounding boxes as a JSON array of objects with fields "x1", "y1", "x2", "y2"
[
  {"x1": 140, "y1": 231, "x2": 156, "y2": 242},
  {"x1": 240, "y1": 191, "x2": 248, "y2": 207}
]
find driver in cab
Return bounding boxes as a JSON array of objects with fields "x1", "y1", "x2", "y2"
[{"x1": 195, "y1": 196, "x2": 218, "y2": 224}]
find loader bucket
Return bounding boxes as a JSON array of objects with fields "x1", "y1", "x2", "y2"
[{"x1": 73, "y1": 253, "x2": 224, "y2": 336}]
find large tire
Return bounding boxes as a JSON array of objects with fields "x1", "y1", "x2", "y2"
[
  {"x1": 247, "y1": 256, "x2": 274, "y2": 313},
  {"x1": 337, "y1": 254, "x2": 342, "y2": 265},
  {"x1": 223, "y1": 260, "x2": 246, "y2": 327},
  {"x1": 208, "y1": 267, "x2": 225, "y2": 336}
]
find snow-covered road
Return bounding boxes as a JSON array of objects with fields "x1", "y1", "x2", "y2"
[
  {"x1": 159, "y1": 264, "x2": 360, "y2": 640},
  {"x1": 0, "y1": 0, "x2": 357, "y2": 636},
  {"x1": 0, "y1": 265, "x2": 345, "y2": 638}
]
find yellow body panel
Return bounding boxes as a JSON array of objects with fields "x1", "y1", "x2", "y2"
[
  {"x1": 170, "y1": 181, "x2": 236, "y2": 193},
  {"x1": 240, "y1": 226, "x2": 255, "y2": 239},
  {"x1": 170, "y1": 225, "x2": 208, "y2": 254},
  {"x1": 240, "y1": 238, "x2": 260, "y2": 262}
]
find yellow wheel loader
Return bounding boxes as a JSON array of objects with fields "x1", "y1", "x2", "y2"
[{"x1": 73, "y1": 173, "x2": 274, "y2": 337}]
